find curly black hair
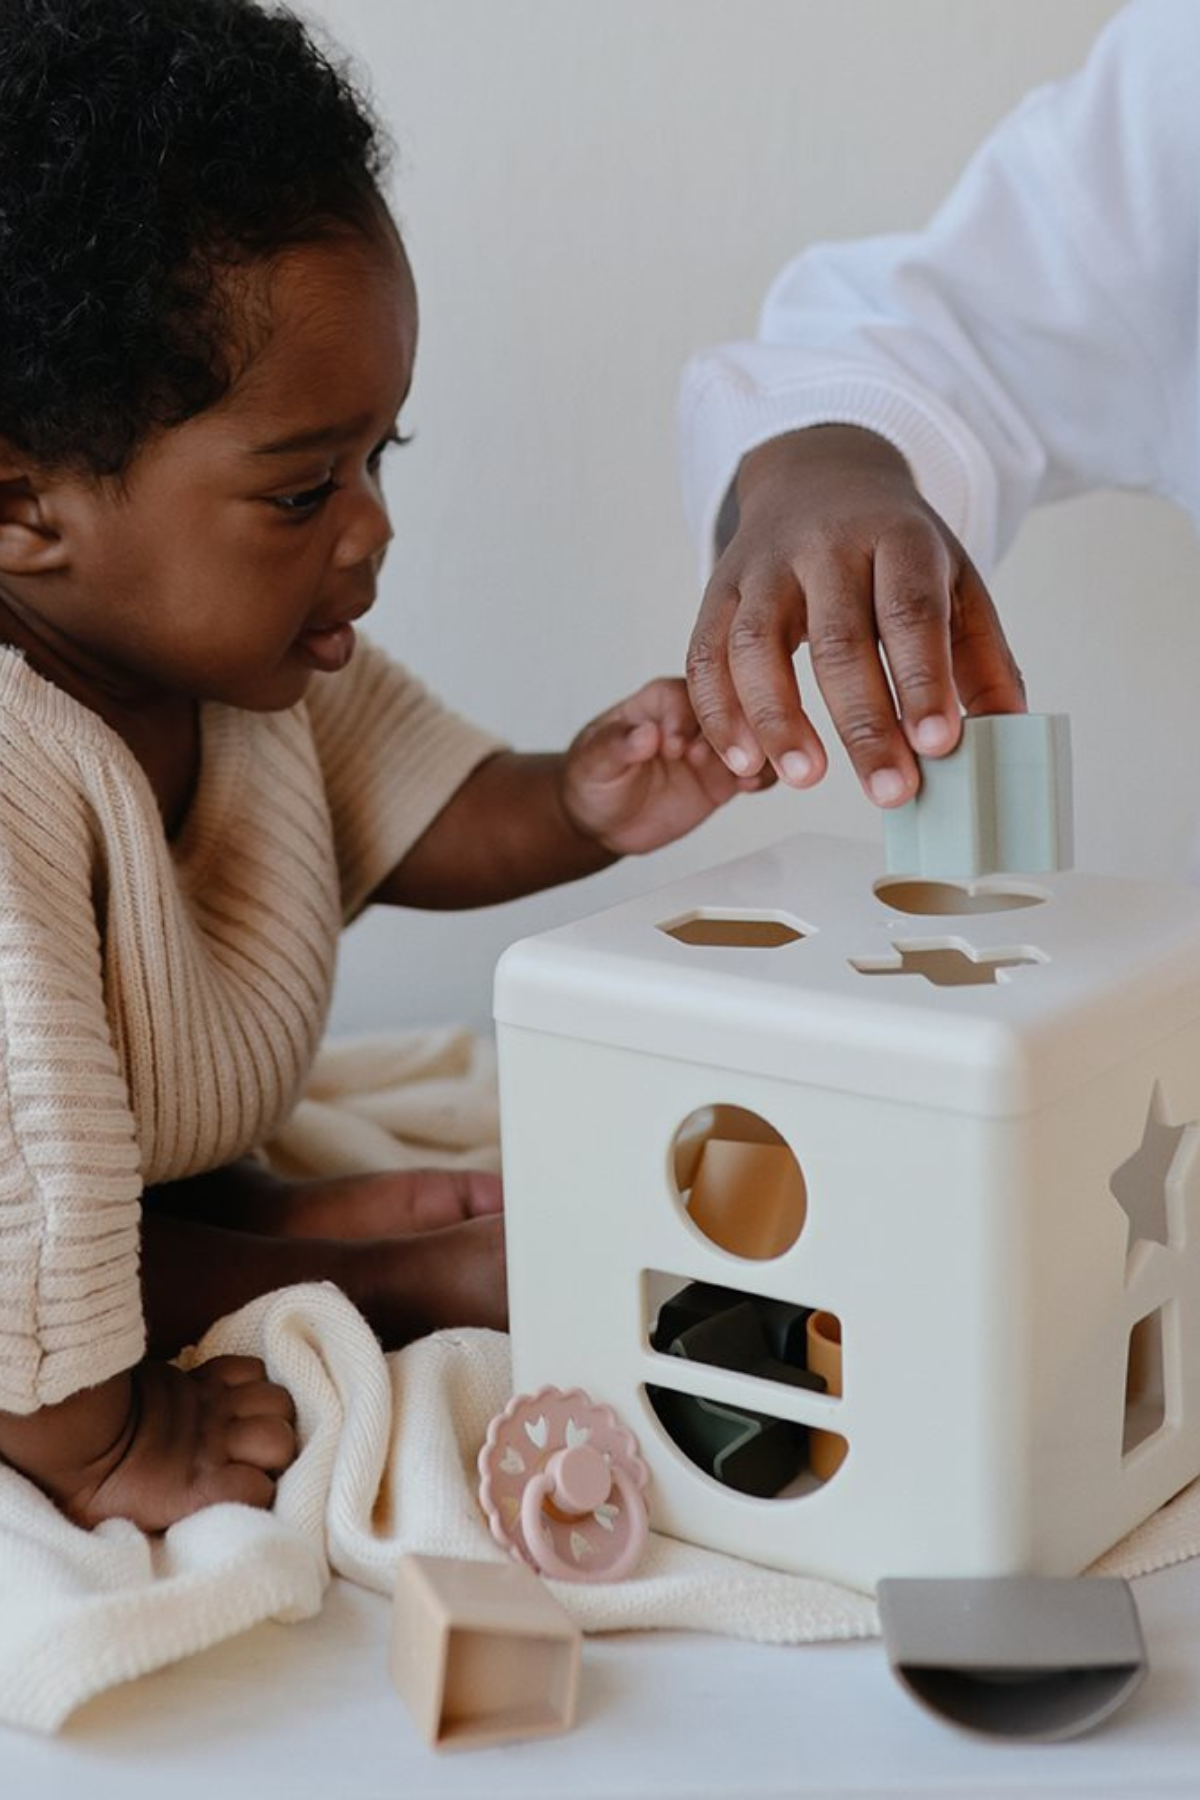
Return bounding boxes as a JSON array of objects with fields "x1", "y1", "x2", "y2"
[{"x1": 0, "y1": 0, "x2": 391, "y2": 474}]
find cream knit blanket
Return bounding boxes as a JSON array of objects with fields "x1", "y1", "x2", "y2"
[{"x1": 1, "y1": 1027, "x2": 1198, "y2": 1734}]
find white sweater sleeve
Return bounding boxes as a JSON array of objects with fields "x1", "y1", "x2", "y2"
[{"x1": 678, "y1": 0, "x2": 1200, "y2": 573}]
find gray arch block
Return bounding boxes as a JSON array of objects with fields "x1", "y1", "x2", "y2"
[{"x1": 877, "y1": 1575, "x2": 1146, "y2": 1742}]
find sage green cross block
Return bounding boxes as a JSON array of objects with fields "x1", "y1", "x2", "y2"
[{"x1": 884, "y1": 713, "x2": 1073, "y2": 878}]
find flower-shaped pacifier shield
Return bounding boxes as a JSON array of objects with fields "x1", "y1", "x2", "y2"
[{"x1": 478, "y1": 1386, "x2": 650, "y2": 1583}]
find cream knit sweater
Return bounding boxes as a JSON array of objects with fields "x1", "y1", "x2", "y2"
[{"x1": 0, "y1": 639, "x2": 499, "y2": 1414}]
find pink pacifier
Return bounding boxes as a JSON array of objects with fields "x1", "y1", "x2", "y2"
[{"x1": 478, "y1": 1386, "x2": 650, "y2": 1583}]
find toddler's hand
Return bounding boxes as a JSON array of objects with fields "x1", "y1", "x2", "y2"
[
  {"x1": 686, "y1": 424, "x2": 1025, "y2": 807},
  {"x1": 561, "y1": 675, "x2": 770, "y2": 857},
  {"x1": 66, "y1": 1356, "x2": 297, "y2": 1532}
]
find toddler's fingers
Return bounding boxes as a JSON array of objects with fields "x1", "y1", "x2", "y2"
[
  {"x1": 199, "y1": 1354, "x2": 272, "y2": 1390},
  {"x1": 629, "y1": 674, "x2": 694, "y2": 729},
  {"x1": 225, "y1": 1378, "x2": 295, "y2": 1421},
  {"x1": 578, "y1": 716, "x2": 661, "y2": 780},
  {"x1": 607, "y1": 678, "x2": 696, "y2": 759},
  {"x1": 195, "y1": 1464, "x2": 280, "y2": 1513},
  {"x1": 224, "y1": 1412, "x2": 298, "y2": 1475}
]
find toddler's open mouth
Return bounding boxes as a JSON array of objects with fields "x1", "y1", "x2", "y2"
[{"x1": 296, "y1": 618, "x2": 358, "y2": 671}]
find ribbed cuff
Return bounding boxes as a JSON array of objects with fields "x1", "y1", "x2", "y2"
[{"x1": 678, "y1": 354, "x2": 1001, "y2": 575}]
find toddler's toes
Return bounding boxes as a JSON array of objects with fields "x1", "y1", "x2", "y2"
[
  {"x1": 461, "y1": 1169, "x2": 503, "y2": 1217},
  {"x1": 393, "y1": 1167, "x2": 502, "y2": 1230}
]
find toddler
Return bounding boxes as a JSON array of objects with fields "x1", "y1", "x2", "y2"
[{"x1": 0, "y1": 0, "x2": 763, "y2": 1534}]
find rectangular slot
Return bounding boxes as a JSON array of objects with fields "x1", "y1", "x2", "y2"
[
  {"x1": 643, "y1": 1274, "x2": 847, "y2": 1497},
  {"x1": 1123, "y1": 1305, "x2": 1169, "y2": 1458},
  {"x1": 643, "y1": 1271, "x2": 837, "y2": 1397}
]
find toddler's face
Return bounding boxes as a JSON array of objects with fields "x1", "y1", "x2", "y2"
[{"x1": 18, "y1": 224, "x2": 416, "y2": 714}]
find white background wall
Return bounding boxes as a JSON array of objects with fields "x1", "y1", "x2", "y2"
[{"x1": 301, "y1": 0, "x2": 1200, "y2": 1035}]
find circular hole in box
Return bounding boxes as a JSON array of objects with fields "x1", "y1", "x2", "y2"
[
  {"x1": 875, "y1": 877, "x2": 1048, "y2": 917},
  {"x1": 671, "y1": 1105, "x2": 806, "y2": 1260}
]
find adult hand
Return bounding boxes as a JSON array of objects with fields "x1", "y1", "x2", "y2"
[{"x1": 686, "y1": 424, "x2": 1025, "y2": 806}]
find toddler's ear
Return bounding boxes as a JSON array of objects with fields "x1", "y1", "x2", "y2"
[{"x1": 0, "y1": 457, "x2": 68, "y2": 573}]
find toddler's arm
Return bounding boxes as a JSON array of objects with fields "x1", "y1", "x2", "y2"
[
  {"x1": 679, "y1": 2, "x2": 1200, "y2": 802},
  {"x1": 0, "y1": 1356, "x2": 296, "y2": 1532}
]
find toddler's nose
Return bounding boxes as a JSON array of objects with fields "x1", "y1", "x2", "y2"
[{"x1": 337, "y1": 487, "x2": 393, "y2": 571}]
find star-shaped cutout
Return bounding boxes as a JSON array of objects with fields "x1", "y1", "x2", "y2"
[{"x1": 1109, "y1": 1083, "x2": 1197, "y2": 1251}]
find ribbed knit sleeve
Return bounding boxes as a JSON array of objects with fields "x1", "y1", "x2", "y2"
[
  {"x1": 303, "y1": 638, "x2": 503, "y2": 921},
  {"x1": 0, "y1": 705, "x2": 145, "y2": 1412},
  {"x1": 0, "y1": 640, "x2": 499, "y2": 1409}
]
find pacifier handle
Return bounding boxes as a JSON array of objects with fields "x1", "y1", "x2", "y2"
[{"x1": 520, "y1": 1443, "x2": 649, "y2": 1584}]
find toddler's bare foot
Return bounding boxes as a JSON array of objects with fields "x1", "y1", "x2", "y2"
[
  {"x1": 353, "y1": 1213, "x2": 508, "y2": 1348},
  {"x1": 65, "y1": 1357, "x2": 297, "y2": 1532},
  {"x1": 139, "y1": 1168, "x2": 507, "y2": 1356},
  {"x1": 282, "y1": 1167, "x2": 503, "y2": 1238},
  {"x1": 153, "y1": 1163, "x2": 502, "y2": 1241}
]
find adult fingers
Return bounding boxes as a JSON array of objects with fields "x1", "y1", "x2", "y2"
[
  {"x1": 872, "y1": 520, "x2": 962, "y2": 759},
  {"x1": 805, "y1": 556, "x2": 919, "y2": 807},
  {"x1": 722, "y1": 565, "x2": 828, "y2": 789},
  {"x1": 686, "y1": 733, "x2": 778, "y2": 808},
  {"x1": 687, "y1": 570, "x2": 772, "y2": 777},
  {"x1": 950, "y1": 559, "x2": 1027, "y2": 717}
]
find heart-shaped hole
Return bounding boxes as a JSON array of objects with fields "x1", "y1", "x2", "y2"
[{"x1": 875, "y1": 878, "x2": 1047, "y2": 917}]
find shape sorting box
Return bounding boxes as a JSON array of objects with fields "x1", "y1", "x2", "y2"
[{"x1": 494, "y1": 831, "x2": 1200, "y2": 1592}]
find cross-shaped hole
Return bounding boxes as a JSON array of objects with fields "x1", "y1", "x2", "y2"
[{"x1": 849, "y1": 941, "x2": 1043, "y2": 988}]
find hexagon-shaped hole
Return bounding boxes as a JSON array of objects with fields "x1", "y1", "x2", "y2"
[
  {"x1": 672, "y1": 1105, "x2": 806, "y2": 1259},
  {"x1": 659, "y1": 909, "x2": 808, "y2": 948}
]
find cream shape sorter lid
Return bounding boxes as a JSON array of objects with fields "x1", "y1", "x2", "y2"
[{"x1": 493, "y1": 832, "x2": 1200, "y2": 1120}]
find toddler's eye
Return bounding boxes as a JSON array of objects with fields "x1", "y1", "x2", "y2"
[
  {"x1": 367, "y1": 428, "x2": 406, "y2": 471},
  {"x1": 271, "y1": 476, "x2": 339, "y2": 516}
]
